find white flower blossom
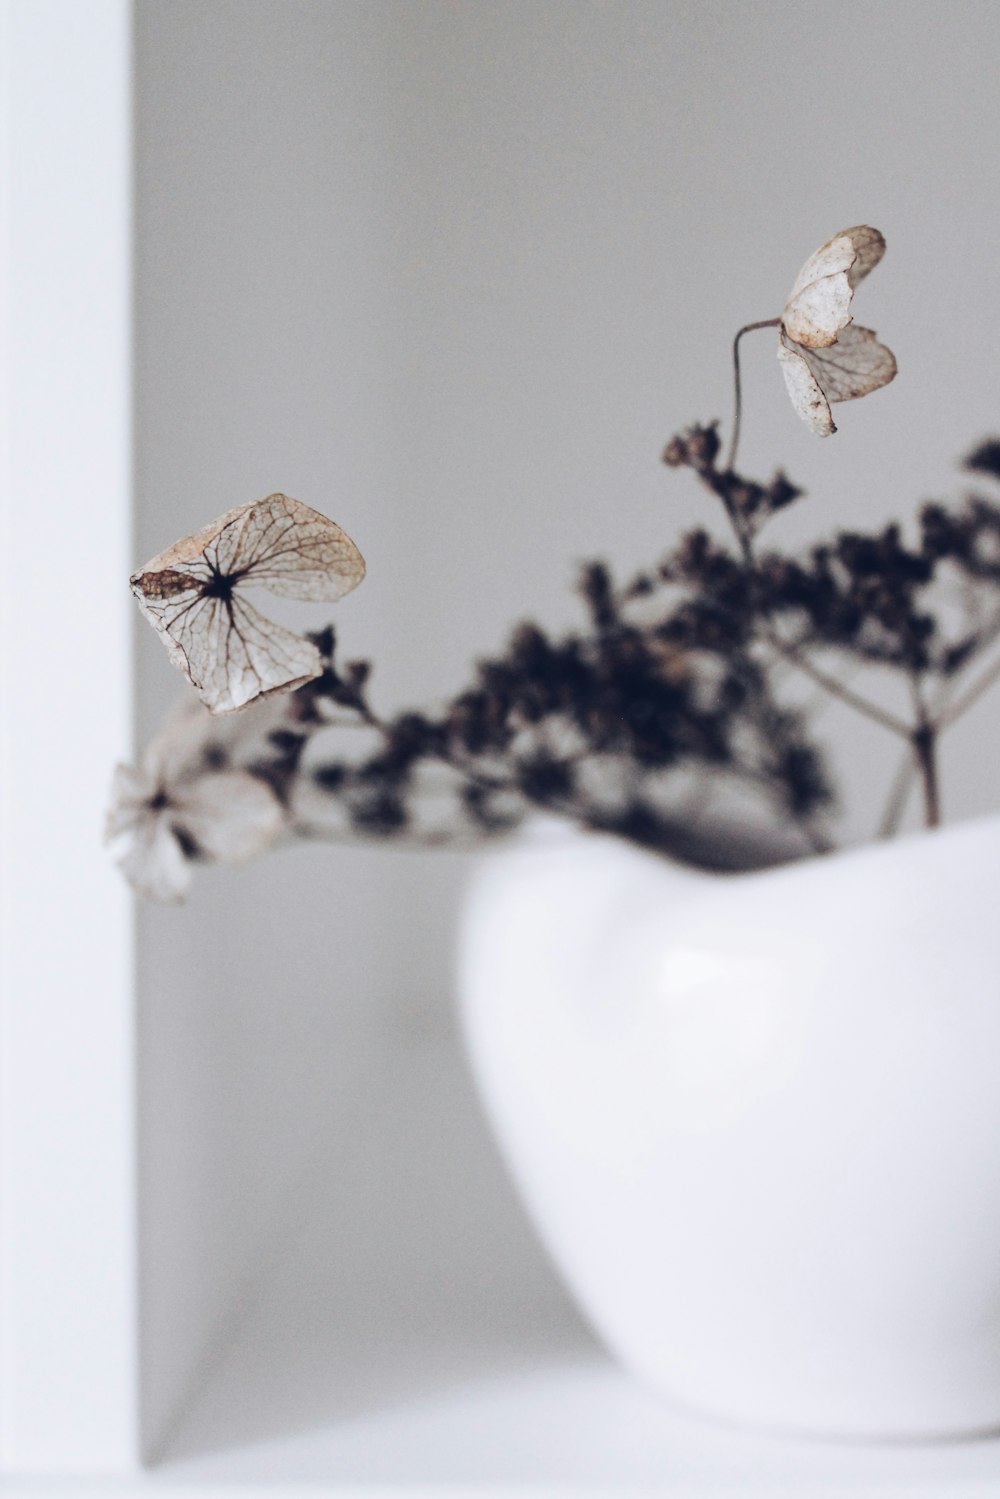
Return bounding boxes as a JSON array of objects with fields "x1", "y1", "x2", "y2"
[
  {"x1": 778, "y1": 225, "x2": 897, "y2": 437},
  {"x1": 106, "y1": 698, "x2": 287, "y2": 902}
]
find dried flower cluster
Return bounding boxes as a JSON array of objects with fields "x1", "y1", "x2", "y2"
[{"x1": 109, "y1": 226, "x2": 1000, "y2": 901}]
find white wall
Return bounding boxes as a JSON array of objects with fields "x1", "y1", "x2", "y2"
[
  {"x1": 2, "y1": 0, "x2": 136, "y2": 1471},
  {"x1": 134, "y1": 0, "x2": 1000, "y2": 1458}
]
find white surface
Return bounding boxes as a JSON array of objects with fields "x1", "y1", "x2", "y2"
[
  {"x1": 112, "y1": 1045, "x2": 1000, "y2": 1491},
  {"x1": 138, "y1": 1035, "x2": 1000, "y2": 1492},
  {"x1": 461, "y1": 817, "x2": 1000, "y2": 1439},
  {"x1": 0, "y1": 0, "x2": 137, "y2": 1473},
  {"x1": 18, "y1": 1360, "x2": 1000, "y2": 1495},
  {"x1": 151, "y1": 1360, "x2": 1000, "y2": 1492}
]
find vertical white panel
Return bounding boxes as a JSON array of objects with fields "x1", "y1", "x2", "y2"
[{"x1": 0, "y1": 0, "x2": 137, "y2": 1472}]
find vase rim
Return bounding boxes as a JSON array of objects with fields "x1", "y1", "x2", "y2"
[{"x1": 509, "y1": 808, "x2": 1000, "y2": 886}]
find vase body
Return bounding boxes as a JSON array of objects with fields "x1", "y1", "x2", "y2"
[{"x1": 457, "y1": 815, "x2": 1000, "y2": 1438}]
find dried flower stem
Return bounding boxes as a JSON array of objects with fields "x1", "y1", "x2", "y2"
[
  {"x1": 759, "y1": 629, "x2": 913, "y2": 739},
  {"x1": 936, "y1": 647, "x2": 1000, "y2": 731},
  {"x1": 881, "y1": 622, "x2": 1000, "y2": 833},
  {"x1": 912, "y1": 721, "x2": 941, "y2": 828},
  {"x1": 878, "y1": 744, "x2": 918, "y2": 838},
  {"x1": 727, "y1": 318, "x2": 781, "y2": 472}
]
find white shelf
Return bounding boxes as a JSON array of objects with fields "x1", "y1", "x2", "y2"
[
  {"x1": 128, "y1": 1038, "x2": 1000, "y2": 1492},
  {"x1": 13, "y1": 1367, "x2": 1000, "y2": 1495},
  {"x1": 156, "y1": 1349, "x2": 1000, "y2": 1493}
]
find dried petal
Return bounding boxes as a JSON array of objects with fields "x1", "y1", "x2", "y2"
[
  {"x1": 778, "y1": 227, "x2": 895, "y2": 435},
  {"x1": 779, "y1": 321, "x2": 898, "y2": 438},
  {"x1": 131, "y1": 494, "x2": 366, "y2": 714},
  {"x1": 144, "y1": 685, "x2": 293, "y2": 783},
  {"x1": 177, "y1": 771, "x2": 286, "y2": 863},
  {"x1": 843, "y1": 225, "x2": 886, "y2": 289},
  {"x1": 782, "y1": 226, "x2": 886, "y2": 350},
  {"x1": 795, "y1": 323, "x2": 897, "y2": 404},
  {"x1": 206, "y1": 493, "x2": 366, "y2": 601},
  {"x1": 783, "y1": 245, "x2": 855, "y2": 350},
  {"x1": 105, "y1": 762, "x2": 156, "y2": 840},
  {"x1": 117, "y1": 815, "x2": 194, "y2": 904},
  {"x1": 106, "y1": 695, "x2": 288, "y2": 901},
  {"x1": 778, "y1": 337, "x2": 836, "y2": 437}
]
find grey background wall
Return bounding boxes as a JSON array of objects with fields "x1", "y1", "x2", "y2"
[{"x1": 134, "y1": 0, "x2": 1000, "y2": 1456}]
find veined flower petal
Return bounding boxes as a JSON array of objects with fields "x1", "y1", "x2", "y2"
[
  {"x1": 795, "y1": 323, "x2": 897, "y2": 404},
  {"x1": 117, "y1": 816, "x2": 194, "y2": 904},
  {"x1": 177, "y1": 772, "x2": 286, "y2": 864},
  {"x1": 105, "y1": 762, "x2": 157, "y2": 839},
  {"x1": 130, "y1": 494, "x2": 365, "y2": 715},
  {"x1": 107, "y1": 693, "x2": 291, "y2": 901},
  {"x1": 782, "y1": 226, "x2": 887, "y2": 350},
  {"x1": 778, "y1": 226, "x2": 895, "y2": 434},
  {"x1": 778, "y1": 337, "x2": 836, "y2": 437}
]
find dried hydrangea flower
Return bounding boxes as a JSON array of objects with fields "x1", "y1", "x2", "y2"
[
  {"x1": 778, "y1": 225, "x2": 897, "y2": 437},
  {"x1": 131, "y1": 494, "x2": 365, "y2": 714},
  {"x1": 106, "y1": 699, "x2": 286, "y2": 902}
]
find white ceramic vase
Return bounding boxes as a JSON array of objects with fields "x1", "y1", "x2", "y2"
[{"x1": 458, "y1": 814, "x2": 1000, "y2": 1439}]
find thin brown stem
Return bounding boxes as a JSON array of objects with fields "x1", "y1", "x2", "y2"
[
  {"x1": 756, "y1": 631, "x2": 913, "y2": 738},
  {"x1": 912, "y1": 721, "x2": 941, "y2": 828},
  {"x1": 878, "y1": 742, "x2": 918, "y2": 837},
  {"x1": 936, "y1": 646, "x2": 1000, "y2": 730},
  {"x1": 880, "y1": 612, "x2": 1000, "y2": 829},
  {"x1": 727, "y1": 317, "x2": 782, "y2": 472}
]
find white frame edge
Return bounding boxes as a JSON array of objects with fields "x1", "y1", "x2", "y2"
[{"x1": 0, "y1": 0, "x2": 138, "y2": 1473}]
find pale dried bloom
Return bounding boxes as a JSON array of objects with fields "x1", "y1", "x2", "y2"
[
  {"x1": 778, "y1": 225, "x2": 896, "y2": 437},
  {"x1": 131, "y1": 494, "x2": 365, "y2": 715},
  {"x1": 106, "y1": 699, "x2": 286, "y2": 902}
]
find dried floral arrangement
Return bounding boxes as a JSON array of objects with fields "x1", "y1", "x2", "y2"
[{"x1": 110, "y1": 226, "x2": 1000, "y2": 901}]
